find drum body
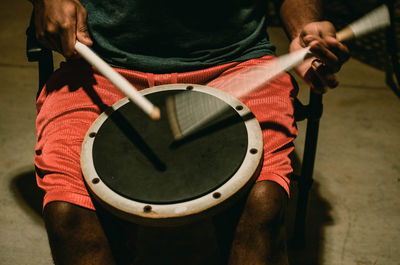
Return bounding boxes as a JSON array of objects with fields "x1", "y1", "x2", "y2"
[{"x1": 81, "y1": 84, "x2": 263, "y2": 226}]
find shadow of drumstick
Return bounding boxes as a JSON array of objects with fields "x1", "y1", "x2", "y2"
[
  {"x1": 83, "y1": 84, "x2": 166, "y2": 172},
  {"x1": 107, "y1": 109, "x2": 167, "y2": 171}
]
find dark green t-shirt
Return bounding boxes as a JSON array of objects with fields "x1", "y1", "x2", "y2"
[{"x1": 81, "y1": 0, "x2": 276, "y2": 73}]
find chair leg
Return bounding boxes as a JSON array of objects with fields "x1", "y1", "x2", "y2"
[{"x1": 292, "y1": 92, "x2": 322, "y2": 248}]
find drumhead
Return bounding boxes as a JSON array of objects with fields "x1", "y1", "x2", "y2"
[{"x1": 81, "y1": 84, "x2": 263, "y2": 225}]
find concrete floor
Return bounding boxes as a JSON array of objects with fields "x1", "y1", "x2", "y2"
[{"x1": 1, "y1": 0, "x2": 399, "y2": 264}]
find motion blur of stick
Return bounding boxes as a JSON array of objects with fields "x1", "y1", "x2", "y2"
[{"x1": 167, "y1": 5, "x2": 391, "y2": 141}]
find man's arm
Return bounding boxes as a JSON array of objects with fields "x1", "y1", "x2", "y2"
[
  {"x1": 279, "y1": 0, "x2": 350, "y2": 93},
  {"x1": 280, "y1": 0, "x2": 323, "y2": 40}
]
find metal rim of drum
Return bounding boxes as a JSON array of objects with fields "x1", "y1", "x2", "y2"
[{"x1": 81, "y1": 84, "x2": 263, "y2": 225}]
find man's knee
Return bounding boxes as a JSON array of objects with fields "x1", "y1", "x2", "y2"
[
  {"x1": 242, "y1": 181, "x2": 288, "y2": 228},
  {"x1": 44, "y1": 202, "x2": 95, "y2": 237},
  {"x1": 43, "y1": 202, "x2": 117, "y2": 264},
  {"x1": 43, "y1": 201, "x2": 111, "y2": 252},
  {"x1": 228, "y1": 181, "x2": 289, "y2": 264}
]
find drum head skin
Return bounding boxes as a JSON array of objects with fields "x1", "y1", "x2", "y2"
[{"x1": 81, "y1": 84, "x2": 263, "y2": 226}]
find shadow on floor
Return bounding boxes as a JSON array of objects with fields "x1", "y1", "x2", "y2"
[
  {"x1": 10, "y1": 169, "x2": 43, "y2": 224},
  {"x1": 285, "y1": 151, "x2": 334, "y2": 265},
  {"x1": 287, "y1": 179, "x2": 334, "y2": 265}
]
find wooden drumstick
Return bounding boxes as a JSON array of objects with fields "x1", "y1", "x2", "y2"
[
  {"x1": 74, "y1": 41, "x2": 161, "y2": 120},
  {"x1": 168, "y1": 4, "x2": 391, "y2": 140}
]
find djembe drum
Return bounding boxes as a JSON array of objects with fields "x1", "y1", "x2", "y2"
[{"x1": 81, "y1": 84, "x2": 263, "y2": 226}]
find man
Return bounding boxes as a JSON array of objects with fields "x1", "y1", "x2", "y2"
[{"x1": 32, "y1": 0, "x2": 349, "y2": 264}]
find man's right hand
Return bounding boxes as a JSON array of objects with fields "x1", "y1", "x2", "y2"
[
  {"x1": 290, "y1": 21, "x2": 350, "y2": 94},
  {"x1": 33, "y1": 0, "x2": 93, "y2": 57}
]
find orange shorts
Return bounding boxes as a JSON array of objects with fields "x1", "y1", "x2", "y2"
[{"x1": 35, "y1": 56, "x2": 298, "y2": 210}]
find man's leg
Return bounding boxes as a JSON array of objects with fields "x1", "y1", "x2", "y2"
[
  {"x1": 43, "y1": 201, "x2": 134, "y2": 265},
  {"x1": 218, "y1": 181, "x2": 289, "y2": 265}
]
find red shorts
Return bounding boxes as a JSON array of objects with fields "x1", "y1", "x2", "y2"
[{"x1": 35, "y1": 56, "x2": 298, "y2": 210}]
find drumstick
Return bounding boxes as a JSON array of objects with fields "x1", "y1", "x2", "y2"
[
  {"x1": 167, "y1": 4, "x2": 390, "y2": 140},
  {"x1": 74, "y1": 41, "x2": 161, "y2": 120}
]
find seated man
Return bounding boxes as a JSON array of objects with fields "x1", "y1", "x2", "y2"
[{"x1": 31, "y1": 0, "x2": 349, "y2": 264}]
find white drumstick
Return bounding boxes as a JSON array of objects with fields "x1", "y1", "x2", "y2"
[{"x1": 74, "y1": 41, "x2": 161, "y2": 120}]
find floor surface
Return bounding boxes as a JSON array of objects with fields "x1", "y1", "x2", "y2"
[{"x1": 0, "y1": 1, "x2": 399, "y2": 265}]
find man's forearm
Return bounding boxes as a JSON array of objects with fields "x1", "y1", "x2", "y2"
[{"x1": 279, "y1": 0, "x2": 323, "y2": 40}]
